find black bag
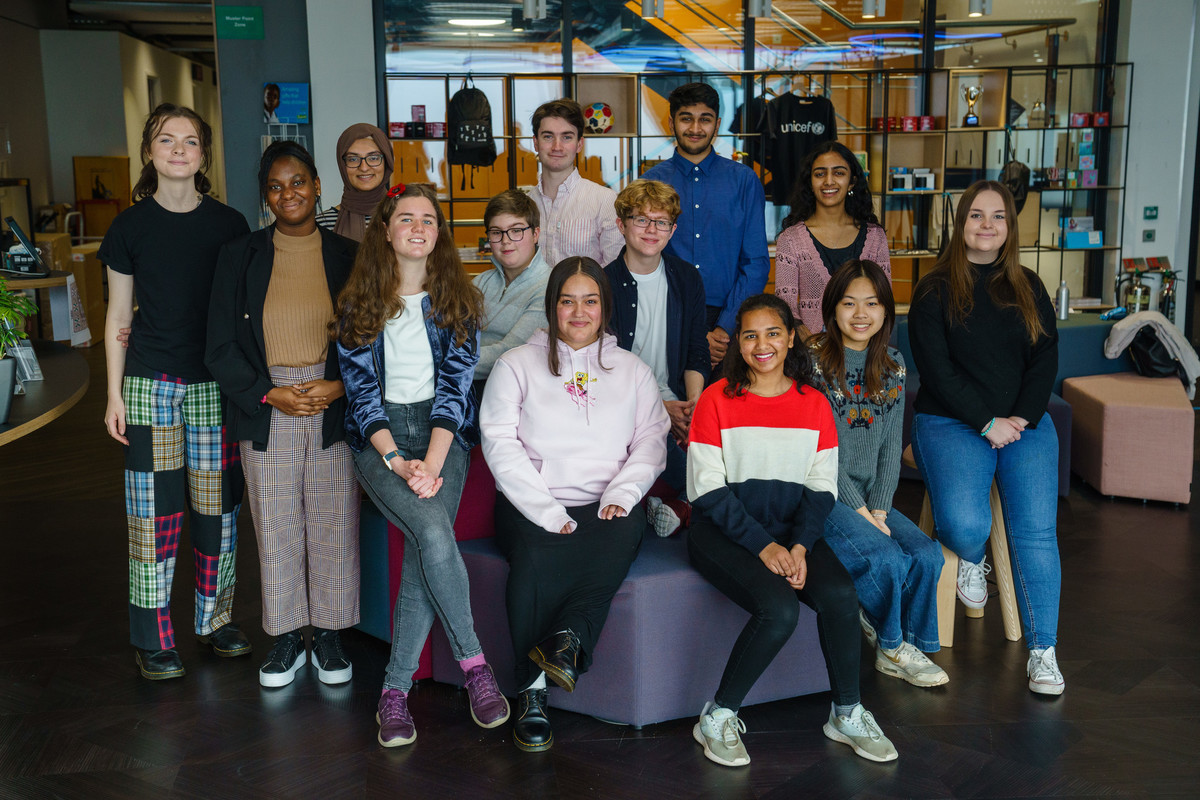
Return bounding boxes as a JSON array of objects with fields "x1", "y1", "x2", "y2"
[
  {"x1": 447, "y1": 80, "x2": 497, "y2": 169},
  {"x1": 1128, "y1": 326, "x2": 1186, "y2": 385},
  {"x1": 1000, "y1": 159, "x2": 1031, "y2": 213}
]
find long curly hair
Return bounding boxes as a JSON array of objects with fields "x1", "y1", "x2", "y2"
[
  {"x1": 722, "y1": 294, "x2": 817, "y2": 398},
  {"x1": 913, "y1": 180, "x2": 1045, "y2": 344},
  {"x1": 811, "y1": 259, "x2": 900, "y2": 402},
  {"x1": 781, "y1": 141, "x2": 877, "y2": 232},
  {"x1": 333, "y1": 184, "x2": 482, "y2": 348},
  {"x1": 132, "y1": 103, "x2": 213, "y2": 201}
]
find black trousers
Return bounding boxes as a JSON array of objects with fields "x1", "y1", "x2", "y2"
[
  {"x1": 494, "y1": 493, "x2": 645, "y2": 691},
  {"x1": 687, "y1": 517, "x2": 861, "y2": 710}
]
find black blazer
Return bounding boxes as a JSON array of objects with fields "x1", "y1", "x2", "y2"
[{"x1": 205, "y1": 225, "x2": 357, "y2": 451}]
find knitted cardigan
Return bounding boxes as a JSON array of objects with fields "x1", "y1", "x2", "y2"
[{"x1": 774, "y1": 221, "x2": 891, "y2": 333}]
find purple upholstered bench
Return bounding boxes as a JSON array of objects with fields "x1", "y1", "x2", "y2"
[{"x1": 430, "y1": 532, "x2": 830, "y2": 729}]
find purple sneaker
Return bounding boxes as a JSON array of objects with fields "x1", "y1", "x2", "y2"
[
  {"x1": 376, "y1": 689, "x2": 416, "y2": 747},
  {"x1": 464, "y1": 664, "x2": 510, "y2": 729}
]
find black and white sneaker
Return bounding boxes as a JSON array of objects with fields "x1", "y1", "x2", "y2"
[
  {"x1": 312, "y1": 628, "x2": 352, "y2": 685},
  {"x1": 259, "y1": 631, "x2": 306, "y2": 688}
]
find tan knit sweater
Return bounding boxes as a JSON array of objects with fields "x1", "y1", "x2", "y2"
[{"x1": 263, "y1": 229, "x2": 333, "y2": 368}]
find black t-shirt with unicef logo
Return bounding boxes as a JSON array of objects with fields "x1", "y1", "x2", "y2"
[
  {"x1": 99, "y1": 195, "x2": 250, "y2": 381},
  {"x1": 759, "y1": 94, "x2": 839, "y2": 204}
]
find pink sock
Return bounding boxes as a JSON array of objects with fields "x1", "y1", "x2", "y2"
[{"x1": 459, "y1": 654, "x2": 487, "y2": 673}]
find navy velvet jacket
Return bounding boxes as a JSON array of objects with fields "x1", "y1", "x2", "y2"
[
  {"x1": 337, "y1": 294, "x2": 480, "y2": 454},
  {"x1": 605, "y1": 249, "x2": 711, "y2": 400}
]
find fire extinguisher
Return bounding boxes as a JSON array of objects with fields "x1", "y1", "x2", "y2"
[{"x1": 1159, "y1": 269, "x2": 1177, "y2": 321}]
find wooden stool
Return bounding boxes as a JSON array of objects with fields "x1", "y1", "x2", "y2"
[{"x1": 902, "y1": 445, "x2": 1021, "y2": 647}]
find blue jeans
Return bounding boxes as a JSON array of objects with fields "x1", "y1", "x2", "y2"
[
  {"x1": 353, "y1": 400, "x2": 481, "y2": 692},
  {"x1": 911, "y1": 412, "x2": 1061, "y2": 650},
  {"x1": 822, "y1": 502, "x2": 943, "y2": 652}
]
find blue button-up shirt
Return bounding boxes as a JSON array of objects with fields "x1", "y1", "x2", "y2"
[{"x1": 642, "y1": 149, "x2": 770, "y2": 333}]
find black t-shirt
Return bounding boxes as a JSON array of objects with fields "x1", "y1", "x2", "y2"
[
  {"x1": 99, "y1": 195, "x2": 250, "y2": 381},
  {"x1": 759, "y1": 94, "x2": 838, "y2": 204},
  {"x1": 812, "y1": 224, "x2": 867, "y2": 275}
]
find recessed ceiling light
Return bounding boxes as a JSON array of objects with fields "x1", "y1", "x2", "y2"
[
  {"x1": 478, "y1": 32, "x2": 496, "y2": 36},
  {"x1": 448, "y1": 18, "x2": 505, "y2": 27}
]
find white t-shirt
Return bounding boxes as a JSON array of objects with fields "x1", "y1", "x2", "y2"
[
  {"x1": 630, "y1": 262, "x2": 678, "y2": 402},
  {"x1": 383, "y1": 292, "x2": 436, "y2": 404}
]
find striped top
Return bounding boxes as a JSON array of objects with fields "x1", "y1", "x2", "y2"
[
  {"x1": 526, "y1": 168, "x2": 624, "y2": 267},
  {"x1": 315, "y1": 207, "x2": 371, "y2": 235},
  {"x1": 686, "y1": 378, "x2": 839, "y2": 555}
]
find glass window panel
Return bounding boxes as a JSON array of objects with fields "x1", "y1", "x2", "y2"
[
  {"x1": 756, "y1": 0, "x2": 926, "y2": 71},
  {"x1": 936, "y1": 0, "x2": 1101, "y2": 70}
]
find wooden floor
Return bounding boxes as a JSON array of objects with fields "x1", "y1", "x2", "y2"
[{"x1": 1, "y1": 345, "x2": 1198, "y2": 799}]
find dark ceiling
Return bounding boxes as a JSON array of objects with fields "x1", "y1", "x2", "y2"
[{"x1": 66, "y1": 0, "x2": 217, "y2": 69}]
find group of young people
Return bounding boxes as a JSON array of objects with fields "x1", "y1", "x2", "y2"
[{"x1": 100, "y1": 81, "x2": 1063, "y2": 767}]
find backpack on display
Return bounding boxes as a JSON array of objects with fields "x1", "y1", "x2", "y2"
[{"x1": 447, "y1": 79, "x2": 497, "y2": 174}]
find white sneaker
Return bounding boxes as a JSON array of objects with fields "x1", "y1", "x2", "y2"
[
  {"x1": 858, "y1": 608, "x2": 878, "y2": 648},
  {"x1": 646, "y1": 496, "x2": 681, "y2": 538},
  {"x1": 876, "y1": 642, "x2": 950, "y2": 687},
  {"x1": 1027, "y1": 646, "x2": 1065, "y2": 695},
  {"x1": 956, "y1": 556, "x2": 991, "y2": 609},
  {"x1": 822, "y1": 704, "x2": 898, "y2": 762},
  {"x1": 693, "y1": 706, "x2": 750, "y2": 767}
]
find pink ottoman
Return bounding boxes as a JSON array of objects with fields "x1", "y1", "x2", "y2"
[{"x1": 1062, "y1": 373, "x2": 1193, "y2": 504}]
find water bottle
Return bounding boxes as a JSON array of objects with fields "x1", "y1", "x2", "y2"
[{"x1": 1056, "y1": 280, "x2": 1070, "y2": 320}]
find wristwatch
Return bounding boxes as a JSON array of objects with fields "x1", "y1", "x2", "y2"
[{"x1": 382, "y1": 450, "x2": 401, "y2": 468}]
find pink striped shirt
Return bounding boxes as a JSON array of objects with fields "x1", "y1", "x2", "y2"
[{"x1": 527, "y1": 168, "x2": 624, "y2": 267}]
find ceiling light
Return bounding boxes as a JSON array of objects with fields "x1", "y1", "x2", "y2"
[
  {"x1": 641, "y1": 0, "x2": 664, "y2": 19},
  {"x1": 862, "y1": 0, "x2": 885, "y2": 19},
  {"x1": 512, "y1": 9, "x2": 525, "y2": 31},
  {"x1": 969, "y1": 0, "x2": 992, "y2": 17},
  {"x1": 523, "y1": 0, "x2": 547, "y2": 21},
  {"x1": 448, "y1": 18, "x2": 506, "y2": 26},
  {"x1": 748, "y1": 0, "x2": 772, "y2": 18}
]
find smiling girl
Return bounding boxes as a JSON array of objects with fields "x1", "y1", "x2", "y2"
[
  {"x1": 774, "y1": 142, "x2": 890, "y2": 338},
  {"x1": 811, "y1": 260, "x2": 947, "y2": 689},
  {"x1": 100, "y1": 104, "x2": 251, "y2": 681},
  {"x1": 315, "y1": 123, "x2": 393, "y2": 242},
  {"x1": 686, "y1": 293, "x2": 897, "y2": 767},
  {"x1": 335, "y1": 183, "x2": 508, "y2": 746}
]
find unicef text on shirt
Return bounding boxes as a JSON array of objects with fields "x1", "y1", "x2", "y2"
[{"x1": 780, "y1": 121, "x2": 827, "y2": 134}]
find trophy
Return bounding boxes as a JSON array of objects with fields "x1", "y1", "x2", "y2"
[{"x1": 961, "y1": 85, "x2": 983, "y2": 127}]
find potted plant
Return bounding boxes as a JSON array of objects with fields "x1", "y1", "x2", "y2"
[{"x1": 0, "y1": 276, "x2": 39, "y2": 424}]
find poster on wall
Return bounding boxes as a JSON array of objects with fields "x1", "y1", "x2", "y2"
[{"x1": 264, "y1": 83, "x2": 309, "y2": 124}]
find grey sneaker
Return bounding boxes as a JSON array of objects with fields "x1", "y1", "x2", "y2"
[
  {"x1": 876, "y1": 642, "x2": 949, "y2": 687},
  {"x1": 823, "y1": 704, "x2": 898, "y2": 762},
  {"x1": 693, "y1": 706, "x2": 750, "y2": 767},
  {"x1": 957, "y1": 556, "x2": 990, "y2": 608},
  {"x1": 859, "y1": 608, "x2": 878, "y2": 648},
  {"x1": 646, "y1": 496, "x2": 681, "y2": 537},
  {"x1": 1027, "y1": 646, "x2": 1065, "y2": 695}
]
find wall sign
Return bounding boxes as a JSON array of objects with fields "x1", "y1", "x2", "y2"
[{"x1": 216, "y1": 7, "x2": 265, "y2": 40}]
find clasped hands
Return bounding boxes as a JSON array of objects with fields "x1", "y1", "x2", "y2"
[
  {"x1": 759, "y1": 542, "x2": 808, "y2": 589},
  {"x1": 265, "y1": 380, "x2": 341, "y2": 416},
  {"x1": 984, "y1": 415, "x2": 1029, "y2": 449},
  {"x1": 388, "y1": 457, "x2": 444, "y2": 499}
]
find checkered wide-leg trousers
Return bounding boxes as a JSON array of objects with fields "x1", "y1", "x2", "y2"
[{"x1": 123, "y1": 366, "x2": 243, "y2": 650}]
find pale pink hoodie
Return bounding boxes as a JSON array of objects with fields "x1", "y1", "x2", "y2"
[{"x1": 480, "y1": 329, "x2": 670, "y2": 534}]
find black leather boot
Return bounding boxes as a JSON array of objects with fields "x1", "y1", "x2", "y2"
[
  {"x1": 512, "y1": 687, "x2": 552, "y2": 752},
  {"x1": 135, "y1": 648, "x2": 185, "y2": 680},
  {"x1": 528, "y1": 629, "x2": 580, "y2": 692}
]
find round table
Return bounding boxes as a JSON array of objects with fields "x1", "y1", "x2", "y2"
[{"x1": 0, "y1": 341, "x2": 90, "y2": 446}]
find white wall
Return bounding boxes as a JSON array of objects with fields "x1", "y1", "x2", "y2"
[
  {"x1": 0, "y1": 15, "x2": 53, "y2": 209},
  {"x1": 306, "y1": 0, "x2": 379, "y2": 203},
  {"x1": 39, "y1": 30, "x2": 125, "y2": 204},
  {"x1": 1118, "y1": 0, "x2": 1198, "y2": 324}
]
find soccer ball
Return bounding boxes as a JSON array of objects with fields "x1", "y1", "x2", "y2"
[{"x1": 583, "y1": 102, "x2": 614, "y2": 134}]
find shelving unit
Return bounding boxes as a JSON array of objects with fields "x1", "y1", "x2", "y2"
[{"x1": 382, "y1": 64, "x2": 1131, "y2": 299}]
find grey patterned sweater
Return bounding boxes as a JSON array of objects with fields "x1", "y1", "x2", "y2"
[{"x1": 812, "y1": 345, "x2": 906, "y2": 513}]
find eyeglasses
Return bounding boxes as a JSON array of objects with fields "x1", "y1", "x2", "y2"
[
  {"x1": 342, "y1": 152, "x2": 385, "y2": 168},
  {"x1": 486, "y1": 226, "x2": 532, "y2": 243},
  {"x1": 627, "y1": 215, "x2": 673, "y2": 231}
]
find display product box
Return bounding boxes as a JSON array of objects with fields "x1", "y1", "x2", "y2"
[
  {"x1": 1069, "y1": 112, "x2": 1091, "y2": 127},
  {"x1": 912, "y1": 170, "x2": 935, "y2": 190},
  {"x1": 411, "y1": 105, "x2": 426, "y2": 123},
  {"x1": 1062, "y1": 230, "x2": 1103, "y2": 248},
  {"x1": 901, "y1": 116, "x2": 918, "y2": 131},
  {"x1": 389, "y1": 122, "x2": 406, "y2": 138},
  {"x1": 873, "y1": 116, "x2": 899, "y2": 131},
  {"x1": 1093, "y1": 111, "x2": 1110, "y2": 126},
  {"x1": 427, "y1": 121, "x2": 446, "y2": 138},
  {"x1": 919, "y1": 115, "x2": 935, "y2": 130},
  {"x1": 1066, "y1": 171, "x2": 1079, "y2": 188},
  {"x1": 1081, "y1": 129, "x2": 1095, "y2": 143},
  {"x1": 1078, "y1": 141, "x2": 1094, "y2": 156},
  {"x1": 1079, "y1": 155, "x2": 1096, "y2": 170},
  {"x1": 1081, "y1": 169, "x2": 1099, "y2": 187}
]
